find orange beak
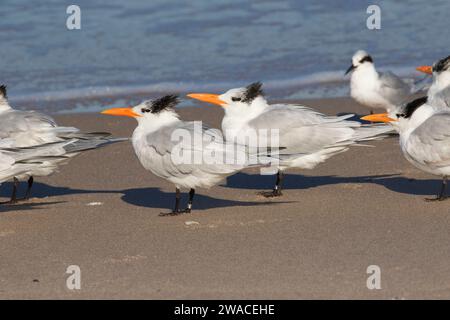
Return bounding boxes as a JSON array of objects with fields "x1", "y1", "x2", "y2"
[
  {"x1": 187, "y1": 93, "x2": 226, "y2": 107},
  {"x1": 416, "y1": 65, "x2": 433, "y2": 75},
  {"x1": 361, "y1": 113, "x2": 395, "y2": 123},
  {"x1": 101, "y1": 107, "x2": 141, "y2": 118}
]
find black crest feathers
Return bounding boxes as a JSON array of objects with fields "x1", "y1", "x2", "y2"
[
  {"x1": 0, "y1": 85, "x2": 7, "y2": 99},
  {"x1": 150, "y1": 95, "x2": 179, "y2": 113},
  {"x1": 433, "y1": 55, "x2": 450, "y2": 73},
  {"x1": 399, "y1": 96, "x2": 428, "y2": 119},
  {"x1": 242, "y1": 82, "x2": 264, "y2": 103}
]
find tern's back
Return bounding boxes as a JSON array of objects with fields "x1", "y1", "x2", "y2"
[{"x1": 132, "y1": 121, "x2": 249, "y2": 189}]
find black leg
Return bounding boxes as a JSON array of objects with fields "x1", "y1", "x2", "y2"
[
  {"x1": 184, "y1": 188, "x2": 195, "y2": 213},
  {"x1": 11, "y1": 177, "x2": 19, "y2": 203},
  {"x1": 24, "y1": 176, "x2": 34, "y2": 200},
  {"x1": 426, "y1": 177, "x2": 449, "y2": 202},
  {"x1": 174, "y1": 187, "x2": 181, "y2": 212},
  {"x1": 258, "y1": 170, "x2": 284, "y2": 198},
  {"x1": 1, "y1": 177, "x2": 20, "y2": 205},
  {"x1": 159, "y1": 188, "x2": 182, "y2": 216}
]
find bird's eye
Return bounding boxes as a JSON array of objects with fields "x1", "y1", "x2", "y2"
[
  {"x1": 141, "y1": 108, "x2": 151, "y2": 113},
  {"x1": 396, "y1": 113, "x2": 405, "y2": 118},
  {"x1": 231, "y1": 97, "x2": 241, "y2": 102}
]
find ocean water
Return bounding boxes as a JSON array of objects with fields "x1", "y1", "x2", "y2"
[{"x1": 0, "y1": 0, "x2": 448, "y2": 113}]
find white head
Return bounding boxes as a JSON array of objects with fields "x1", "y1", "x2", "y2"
[
  {"x1": 0, "y1": 85, "x2": 12, "y2": 112},
  {"x1": 101, "y1": 95, "x2": 180, "y2": 130},
  {"x1": 187, "y1": 82, "x2": 268, "y2": 118},
  {"x1": 429, "y1": 56, "x2": 450, "y2": 94},
  {"x1": 345, "y1": 50, "x2": 375, "y2": 75}
]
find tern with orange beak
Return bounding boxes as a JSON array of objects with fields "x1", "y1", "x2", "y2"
[
  {"x1": 188, "y1": 82, "x2": 391, "y2": 197},
  {"x1": 0, "y1": 84, "x2": 125, "y2": 204},
  {"x1": 362, "y1": 96, "x2": 450, "y2": 201},
  {"x1": 101, "y1": 95, "x2": 274, "y2": 215},
  {"x1": 346, "y1": 50, "x2": 426, "y2": 113},
  {"x1": 416, "y1": 55, "x2": 450, "y2": 109}
]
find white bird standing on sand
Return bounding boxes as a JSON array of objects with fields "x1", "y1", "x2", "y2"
[
  {"x1": 0, "y1": 85, "x2": 125, "y2": 204},
  {"x1": 362, "y1": 95, "x2": 450, "y2": 201},
  {"x1": 345, "y1": 50, "x2": 420, "y2": 112},
  {"x1": 188, "y1": 82, "x2": 391, "y2": 197},
  {"x1": 416, "y1": 55, "x2": 450, "y2": 109},
  {"x1": 101, "y1": 95, "x2": 272, "y2": 215}
]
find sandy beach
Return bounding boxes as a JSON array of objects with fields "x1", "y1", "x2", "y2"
[{"x1": 1, "y1": 97, "x2": 449, "y2": 299}]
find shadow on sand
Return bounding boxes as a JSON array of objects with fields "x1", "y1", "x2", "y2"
[
  {"x1": 0, "y1": 172, "x2": 442, "y2": 212},
  {"x1": 120, "y1": 187, "x2": 291, "y2": 211},
  {"x1": 225, "y1": 172, "x2": 440, "y2": 196},
  {"x1": 0, "y1": 182, "x2": 289, "y2": 212}
]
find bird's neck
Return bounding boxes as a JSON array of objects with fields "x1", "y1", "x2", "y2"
[
  {"x1": 352, "y1": 64, "x2": 379, "y2": 85},
  {"x1": 400, "y1": 104, "x2": 434, "y2": 138},
  {"x1": 222, "y1": 99, "x2": 268, "y2": 137},
  {"x1": 429, "y1": 73, "x2": 450, "y2": 98}
]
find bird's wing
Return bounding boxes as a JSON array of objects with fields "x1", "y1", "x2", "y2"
[
  {"x1": 0, "y1": 151, "x2": 15, "y2": 172},
  {"x1": 246, "y1": 106, "x2": 360, "y2": 154},
  {"x1": 144, "y1": 122, "x2": 244, "y2": 180},
  {"x1": 378, "y1": 71, "x2": 412, "y2": 104},
  {"x1": 406, "y1": 113, "x2": 450, "y2": 168},
  {"x1": 0, "y1": 110, "x2": 80, "y2": 146},
  {"x1": 0, "y1": 141, "x2": 72, "y2": 183}
]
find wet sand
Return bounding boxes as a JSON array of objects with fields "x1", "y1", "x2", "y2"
[{"x1": 1, "y1": 97, "x2": 449, "y2": 299}]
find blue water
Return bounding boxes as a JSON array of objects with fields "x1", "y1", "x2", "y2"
[{"x1": 0, "y1": 0, "x2": 448, "y2": 113}]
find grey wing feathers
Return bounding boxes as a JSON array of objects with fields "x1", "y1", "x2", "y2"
[
  {"x1": 407, "y1": 114, "x2": 450, "y2": 167},
  {"x1": 0, "y1": 141, "x2": 72, "y2": 183},
  {"x1": 145, "y1": 122, "x2": 245, "y2": 179},
  {"x1": 380, "y1": 71, "x2": 410, "y2": 91},
  {"x1": 352, "y1": 124, "x2": 394, "y2": 142},
  {"x1": 247, "y1": 106, "x2": 361, "y2": 154},
  {"x1": 62, "y1": 136, "x2": 128, "y2": 154},
  {"x1": 379, "y1": 71, "x2": 412, "y2": 104}
]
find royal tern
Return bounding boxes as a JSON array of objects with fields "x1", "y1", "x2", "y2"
[
  {"x1": 346, "y1": 50, "x2": 420, "y2": 112},
  {"x1": 416, "y1": 55, "x2": 450, "y2": 109},
  {"x1": 362, "y1": 96, "x2": 450, "y2": 201},
  {"x1": 101, "y1": 95, "x2": 273, "y2": 215},
  {"x1": 188, "y1": 82, "x2": 391, "y2": 197},
  {"x1": 0, "y1": 85, "x2": 125, "y2": 203}
]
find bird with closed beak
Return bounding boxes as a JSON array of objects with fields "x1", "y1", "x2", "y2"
[
  {"x1": 101, "y1": 95, "x2": 275, "y2": 215},
  {"x1": 188, "y1": 82, "x2": 391, "y2": 197},
  {"x1": 362, "y1": 93, "x2": 450, "y2": 201},
  {"x1": 346, "y1": 50, "x2": 423, "y2": 113}
]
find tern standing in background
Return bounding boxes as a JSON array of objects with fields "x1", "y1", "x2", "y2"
[
  {"x1": 346, "y1": 50, "x2": 422, "y2": 113},
  {"x1": 101, "y1": 95, "x2": 272, "y2": 215},
  {"x1": 188, "y1": 82, "x2": 391, "y2": 197},
  {"x1": 0, "y1": 85, "x2": 125, "y2": 204},
  {"x1": 362, "y1": 95, "x2": 450, "y2": 201}
]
